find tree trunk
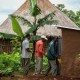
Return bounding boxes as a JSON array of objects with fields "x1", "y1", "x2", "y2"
[
  {"x1": 32, "y1": 16, "x2": 37, "y2": 62},
  {"x1": 32, "y1": 31, "x2": 36, "y2": 62}
]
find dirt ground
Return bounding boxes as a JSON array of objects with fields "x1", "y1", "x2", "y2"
[{"x1": 0, "y1": 74, "x2": 80, "y2": 80}]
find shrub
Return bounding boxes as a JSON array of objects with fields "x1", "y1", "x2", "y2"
[
  {"x1": 0, "y1": 51, "x2": 49, "y2": 76},
  {"x1": 0, "y1": 52, "x2": 21, "y2": 76},
  {"x1": 43, "y1": 56, "x2": 48, "y2": 70}
]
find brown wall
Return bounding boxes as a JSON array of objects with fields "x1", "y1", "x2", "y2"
[
  {"x1": 0, "y1": 39, "x2": 12, "y2": 53},
  {"x1": 61, "y1": 28, "x2": 80, "y2": 78}
]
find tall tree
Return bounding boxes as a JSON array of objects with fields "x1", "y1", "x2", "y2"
[
  {"x1": 57, "y1": 4, "x2": 80, "y2": 27},
  {"x1": 75, "y1": 11, "x2": 80, "y2": 27},
  {"x1": 57, "y1": 4, "x2": 65, "y2": 11}
]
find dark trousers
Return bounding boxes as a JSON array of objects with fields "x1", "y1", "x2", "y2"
[
  {"x1": 21, "y1": 58, "x2": 30, "y2": 74},
  {"x1": 46, "y1": 57, "x2": 61, "y2": 76}
]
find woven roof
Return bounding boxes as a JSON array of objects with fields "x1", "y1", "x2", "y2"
[
  {"x1": 37, "y1": 25, "x2": 62, "y2": 36},
  {"x1": 0, "y1": 0, "x2": 80, "y2": 36}
]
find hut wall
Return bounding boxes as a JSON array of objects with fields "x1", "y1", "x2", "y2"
[
  {"x1": 0, "y1": 39, "x2": 12, "y2": 53},
  {"x1": 61, "y1": 28, "x2": 80, "y2": 78}
]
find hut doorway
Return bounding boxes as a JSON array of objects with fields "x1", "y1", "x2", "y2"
[
  {"x1": 57, "y1": 36, "x2": 62, "y2": 75},
  {"x1": 53, "y1": 36, "x2": 62, "y2": 75}
]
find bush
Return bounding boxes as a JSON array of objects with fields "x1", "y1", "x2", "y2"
[
  {"x1": 43, "y1": 56, "x2": 49, "y2": 71},
  {"x1": 0, "y1": 52, "x2": 21, "y2": 76},
  {"x1": 0, "y1": 51, "x2": 49, "y2": 76}
]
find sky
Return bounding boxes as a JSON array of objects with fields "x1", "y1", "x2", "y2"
[{"x1": 0, "y1": 0, "x2": 80, "y2": 25}]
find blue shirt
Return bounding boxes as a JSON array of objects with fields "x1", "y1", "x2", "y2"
[{"x1": 47, "y1": 40, "x2": 59, "y2": 60}]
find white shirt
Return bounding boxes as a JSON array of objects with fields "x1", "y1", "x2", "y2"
[{"x1": 21, "y1": 38, "x2": 31, "y2": 58}]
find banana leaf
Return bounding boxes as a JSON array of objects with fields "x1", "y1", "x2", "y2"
[
  {"x1": 10, "y1": 15, "x2": 24, "y2": 39},
  {"x1": 30, "y1": 0, "x2": 41, "y2": 16}
]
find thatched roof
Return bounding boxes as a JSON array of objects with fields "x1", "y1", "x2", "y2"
[
  {"x1": 0, "y1": 0, "x2": 80, "y2": 36},
  {"x1": 37, "y1": 25, "x2": 62, "y2": 36}
]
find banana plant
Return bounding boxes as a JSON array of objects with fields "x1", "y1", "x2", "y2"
[
  {"x1": 9, "y1": 0, "x2": 58, "y2": 61},
  {"x1": 10, "y1": 0, "x2": 57, "y2": 38},
  {"x1": 30, "y1": 0, "x2": 41, "y2": 17},
  {"x1": 10, "y1": 12, "x2": 57, "y2": 35},
  {"x1": 9, "y1": 15, "x2": 24, "y2": 40}
]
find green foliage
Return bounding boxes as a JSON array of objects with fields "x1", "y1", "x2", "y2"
[
  {"x1": 57, "y1": 4, "x2": 80, "y2": 27},
  {"x1": 30, "y1": 0, "x2": 37, "y2": 11},
  {"x1": 0, "y1": 32, "x2": 16, "y2": 39},
  {"x1": 0, "y1": 51, "x2": 49, "y2": 76},
  {"x1": 10, "y1": 15, "x2": 24, "y2": 39},
  {"x1": 57, "y1": 4, "x2": 65, "y2": 11},
  {"x1": 10, "y1": 1, "x2": 57, "y2": 40},
  {"x1": 0, "y1": 52, "x2": 21, "y2": 76},
  {"x1": 31, "y1": 4, "x2": 41, "y2": 17},
  {"x1": 11, "y1": 37, "x2": 21, "y2": 53},
  {"x1": 26, "y1": 24, "x2": 37, "y2": 34},
  {"x1": 30, "y1": 0, "x2": 41, "y2": 16},
  {"x1": 43, "y1": 56, "x2": 48, "y2": 70},
  {"x1": 75, "y1": 11, "x2": 80, "y2": 27},
  {"x1": 11, "y1": 12, "x2": 57, "y2": 36},
  {"x1": 15, "y1": 15, "x2": 33, "y2": 27},
  {"x1": 67, "y1": 10, "x2": 76, "y2": 21},
  {"x1": 37, "y1": 12, "x2": 58, "y2": 27},
  {"x1": 30, "y1": 35, "x2": 41, "y2": 42}
]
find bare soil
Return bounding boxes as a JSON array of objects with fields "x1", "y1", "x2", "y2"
[{"x1": 0, "y1": 74, "x2": 80, "y2": 80}]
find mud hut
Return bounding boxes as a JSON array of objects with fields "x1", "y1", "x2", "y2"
[{"x1": 0, "y1": 0, "x2": 80, "y2": 78}]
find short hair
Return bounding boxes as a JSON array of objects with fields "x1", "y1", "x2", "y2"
[
  {"x1": 49, "y1": 36, "x2": 54, "y2": 41},
  {"x1": 25, "y1": 34, "x2": 30, "y2": 38}
]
